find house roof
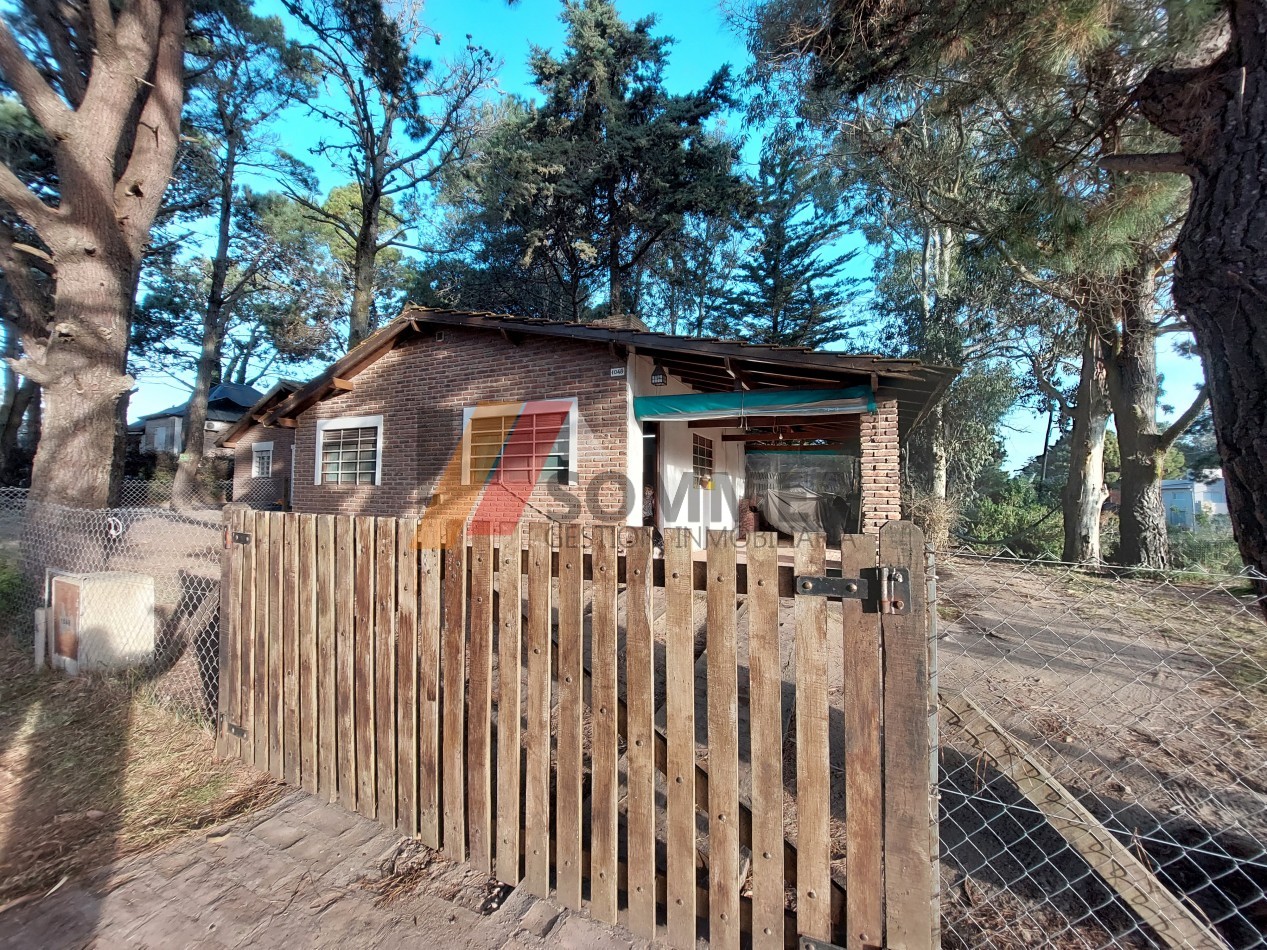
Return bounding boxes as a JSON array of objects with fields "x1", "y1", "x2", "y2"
[
  {"x1": 134, "y1": 382, "x2": 266, "y2": 425},
  {"x1": 244, "y1": 307, "x2": 958, "y2": 439},
  {"x1": 218, "y1": 379, "x2": 305, "y2": 447}
]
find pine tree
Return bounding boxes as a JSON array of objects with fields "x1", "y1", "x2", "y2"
[
  {"x1": 745, "y1": 0, "x2": 1264, "y2": 573},
  {"x1": 461, "y1": 0, "x2": 746, "y2": 320},
  {"x1": 724, "y1": 127, "x2": 859, "y2": 347}
]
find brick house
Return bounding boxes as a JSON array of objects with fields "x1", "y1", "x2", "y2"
[
  {"x1": 221, "y1": 308, "x2": 953, "y2": 540},
  {"x1": 220, "y1": 380, "x2": 302, "y2": 508}
]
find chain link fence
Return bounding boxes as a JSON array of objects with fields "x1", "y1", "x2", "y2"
[
  {"x1": 0, "y1": 487, "x2": 226, "y2": 718},
  {"x1": 933, "y1": 547, "x2": 1267, "y2": 949}
]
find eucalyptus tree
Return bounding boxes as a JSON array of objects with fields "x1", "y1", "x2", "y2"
[
  {"x1": 0, "y1": 0, "x2": 185, "y2": 506},
  {"x1": 281, "y1": 0, "x2": 497, "y2": 348}
]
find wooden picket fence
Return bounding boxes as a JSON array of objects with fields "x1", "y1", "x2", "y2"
[{"x1": 216, "y1": 510, "x2": 936, "y2": 949}]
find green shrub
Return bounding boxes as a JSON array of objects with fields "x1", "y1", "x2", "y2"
[
  {"x1": 961, "y1": 476, "x2": 1063, "y2": 557},
  {"x1": 1168, "y1": 518, "x2": 1244, "y2": 576}
]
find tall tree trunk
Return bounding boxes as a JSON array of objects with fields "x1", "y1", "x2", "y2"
[
  {"x1": 1136, "y1": 0, "x2": 1267, "y2": 576},
  {"x1": 1099, "y1": 265, "x2": 1207, "y2": 569},
  {"x1": 1061, "y1": 330, "x2": 1110, "y2": 563},
  {"x1": 25, "y1": 248, "x2": 136, "y2": 508},
  {"x1": 0, "y1": 377, "x2": 37, "y2": 479},
  {"x1": 170, "y1": 321, "x2": 224, "y2": 509},
  {"x1": 928, "y1": 403, "x2": 948, "y2": 501},
  {"x1": 1100, "y1": 268, "x2": 1168, "y2": 568},
  {"x1": 348, "y1": 203, "x2": 380, "y2": 349},
  {"x1": 172, "y1": 139, "x2": 237, "y2": 510},
  {"x1": 609, "y1": 223, "x2": 623, "y2": 317}
]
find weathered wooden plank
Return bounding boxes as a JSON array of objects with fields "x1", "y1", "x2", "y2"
[
  {"x1": 375, "y1": 518, "x2": 397, "y2": 828},
  {"x1": 623, "y1": 527, "x2": 656, "y2": 942},
  {"x1": 268, "y1": 511, "x2": 285, "y2": 781},
  {"x1": 563, "y1": 542, "x2": 847, "y2": 930},
  {"x1": 746, "y1": 532, "x2": 783, "y2": 950},
  {"x1": 942, "y1": 691, "x2": 1229, "y2": 950},
  {"x1": 467, "y1": 528, "x2": 494, "y2": 873},
  {"x1": 253, "y1": 510, "x2": 270, "y2": 769},
  {"x1": 589, "y1": 524, "x2": 620, "y2": 924},
  {"x1": 842, "y1": 533, "x2": 883, "y2": 950},
  {"x1": 795, "y1": 532, "x2": 831, "y2": 941},
  {"x1": 555, "y1": 523, "x2": 585, "y2": 911},
  {"x1": 299, "y1": 515, "x2": 318, "y2": 792},
  {"x1": 707, "y1": 530, "x2": 741, "y2": 950},
  {"x1": 880, "y1": 520, "x2": 933, "y2": 950},
  {"x1": 239, "y1": 509, "x2": 257, "y2": 769},
  {"x1": 523, "y1": 522, "x2": 552, "y2": 897},
  {"x1": 418, "y1": 531, "x2": 442, "y2": 848},
  {"x1": 216, "y1": 510, "x2": 240, "y2": 760},
  {"x1": 316, "y1": 515, "x2": 337, "y2": 802},
  {"x1": 396, "y1": 517, "x2": 420, "y2": 836},
  {"x1": 335, "y1": 515, "x2": 357, "y2": 812},
  {"x1": 495, "y1": 524, "x2": 523, "y2": 886},
  {"x1": 353, "y1": 515, "x2": 377, "y2": 819},
  {"x1": 664, "y1": 527, "x2": 697, "y2": 948},
  {"x1": 283, "y1": 514, "x2": 300, "y2": 786},
  {"x1": 441, "y1": 520, "x2": 467, "y2": 861}
]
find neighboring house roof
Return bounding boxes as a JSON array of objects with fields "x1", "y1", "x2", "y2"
[
  {"x1": 238, "y1": 306, "x2": 958, "y2": 441},
  {"x1": 218, "y1": 379, "x2": 305, "y2": 447},
  {"x1": 134, "y1": 382, "x2": 266, "y2": 426}
]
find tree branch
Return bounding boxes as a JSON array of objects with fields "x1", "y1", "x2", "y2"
[
  {"x1": 1159, "y1": 384, "x2": 1210, "y2": 452},
  {"x1": 0, "y1": 18, "x2": 71, "y2": 136},
  {"x1": 0, "y1": 160, "x2": 54, "y2": 228},
  {"x1": 1098, "y1": 152, "x2": 1193, "y2": 176}
]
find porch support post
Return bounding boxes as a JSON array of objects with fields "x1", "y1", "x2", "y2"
[{"x1": 860, "y1": 399, "x2": 901, "y2": 534}]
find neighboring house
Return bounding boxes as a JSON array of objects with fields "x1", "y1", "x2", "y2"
[
  {"x1": 222, "y1": 308, "x2": 954, "y2": 542},
  {"x1": 218, "y1": 380, "x2": 303, "y2": 508},
  {"x1": 1161, "y1": 471, "x2": 1229, "y2": 529},
  {"x1": 129, "y1": 382, "x2": 265, "y2": 457}
]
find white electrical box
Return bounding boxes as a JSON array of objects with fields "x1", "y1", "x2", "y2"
[{"x1": 47, "y1": 571, "x2": 156, "y2": 676}]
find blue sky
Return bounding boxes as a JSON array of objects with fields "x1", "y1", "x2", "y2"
[{"x1": 127, "y1": 0, "x2": 1208, "y2": 470}]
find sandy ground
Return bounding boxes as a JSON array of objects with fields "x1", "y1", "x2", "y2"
[{"x1": 933, "y1": 554, "x2": 1267, "y2": 948}]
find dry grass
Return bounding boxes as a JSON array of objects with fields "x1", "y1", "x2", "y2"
[{"x1": 0, "y1": 636, "x2": 282, "y2": 908}]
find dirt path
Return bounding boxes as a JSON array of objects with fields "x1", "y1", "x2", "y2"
[{"x1": 0, "y1": 791, "x2": 649, "y2": 950}]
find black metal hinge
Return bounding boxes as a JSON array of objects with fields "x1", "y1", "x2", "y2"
[
  {"x1": 794, "y1": 565, "x2": 911, "y2": 614},
  {"x1": 224, "y1": 530, "x2": 251, "y2": 548},
  {"x1": 220, "y1": 715, "x2": 248, "y2": 739}
]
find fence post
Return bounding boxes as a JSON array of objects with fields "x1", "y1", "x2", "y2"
[
  {"x1": 926, "y1": 543, "x2": 941, "y2": 950},
  {"x1": 215, "y1": 505, "x2": 239, "y2": 760}
]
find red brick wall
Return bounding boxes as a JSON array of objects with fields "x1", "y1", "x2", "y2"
[
  {"x1": 232, "y1": 424, "x2": 295, "y2": 509},
  {"x1": 860, "y1": 399, "x2": 901, "y2": 534},
  {"x1": 288, "y1": 328, "x2": 632, "y2": 521}
]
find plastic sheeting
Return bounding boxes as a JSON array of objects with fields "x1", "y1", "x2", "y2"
[{"x1": 745, "y1": 450, "x2": 860, "y2": 544}]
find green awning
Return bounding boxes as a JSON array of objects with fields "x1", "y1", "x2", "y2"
[{"x1": 633, "y1": 386, "x2": 875, "y2": 422}]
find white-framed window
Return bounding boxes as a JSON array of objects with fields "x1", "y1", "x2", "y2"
[
  {"x1": 252, "y1": 441, "x2": 274, "y2": 478},
  {"x1": 315, "y1": 414, "x2": 383, "y2": 486},
  {"x1": 461, "y1": 398, "x2": 578, "y2": 487},
  {"x1": 692, "y1": 433, "x2": 714, "y2": 480}
]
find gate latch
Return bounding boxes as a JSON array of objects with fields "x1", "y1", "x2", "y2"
[{"x1": 794, "y1": 566, "x2": 911, "y2": 614}]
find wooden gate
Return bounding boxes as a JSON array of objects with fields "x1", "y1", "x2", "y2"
[{"x1": 216, "y1": 512, "x2": 936, "y2": 949}]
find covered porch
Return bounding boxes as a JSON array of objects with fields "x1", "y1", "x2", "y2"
[{"x1": 624, "y1": 344, "x2": 941, "y2": 545}]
